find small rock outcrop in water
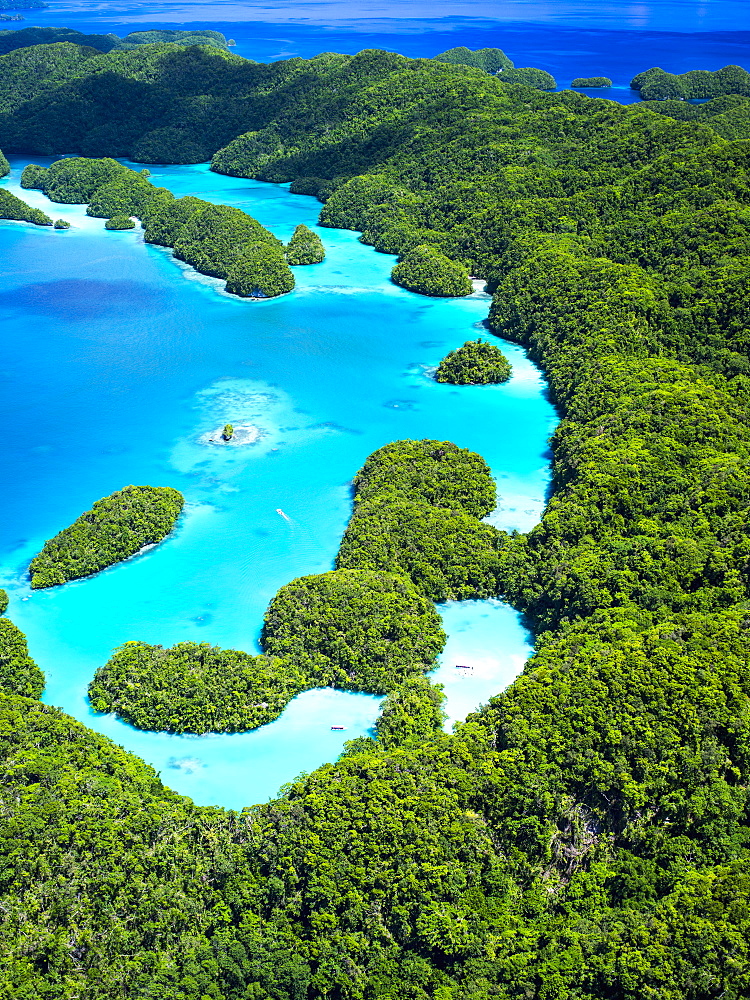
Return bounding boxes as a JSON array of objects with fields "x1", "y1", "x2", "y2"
[{"x1": 202, "y1": 424, "x2": 262, "y2": 446}]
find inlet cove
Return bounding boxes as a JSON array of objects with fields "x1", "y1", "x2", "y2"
[{"x1": 0, "y1": 155, "x2": 555, "y2": 807}]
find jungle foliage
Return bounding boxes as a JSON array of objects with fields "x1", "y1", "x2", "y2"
[
  {"x1": 262, "y1": 568, "x2": 446, "y2": 692},
  {"x1": 89, "y1": 641, "x2": 304, "y2": 733},
  {"x1": 337, "y1": 438, "x2": 505, "y2": 601},
  {"x1": 353, "y1": 438, "x2": 496, "y2": 518},
  {"x1": 29, "y1": 484, "x2": 183, "y2": 588},
  {"x1": 4, "y1": 41, "x2": 750, "y2": 1000},
  {"x1": 499, "y1": 66, "x2": 557, "y2": 90},
  {"x1": 434, "y1": 46, "x2": 514, "y2": 74},
  {"x1": 104, "y1": 212, "x2": 134, "y2": 229},
  {"x1": 392, "y1": 244, "x2": 472, "y2": 296},
  {"x1": 0, "y1": 185, "x2": 50, "y2": 224},
  {"x1": 285, "y1": 222, "x2": 325, "y2": 264},
  {"x1": 0, "y1": 617, "x2": 43, "y2": 697},
  {"x1": 434, "y1": 46, "x2": 556, "y2": 90},
  {"x1": 632, "y1": 63, "x2": 750, "y2": 100},
  {"x1": 0, "y1": 26, "x2": 230, "y2": 56},
  {"x1": 337, "y1": 493, "x2": 506, "y2": 601},
  {"x1": 20, "y1": 157, "x2": 295, "y2": 295},
  {"x1": 375, "y1": 674, "x2": 447, "y2": 747},
  {"x1": 435, "y1": 338, "x2": 513, "y2": 384},
  {"x1": 571, "y1": 76, "x2": 612, "y2": 87}
]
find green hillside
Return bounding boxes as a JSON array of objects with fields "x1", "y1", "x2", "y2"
[{"x1": 1, "y1": 40, "x2": 750, "y2": 1000}]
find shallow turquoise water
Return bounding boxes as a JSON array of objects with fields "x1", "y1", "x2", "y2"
[{"x1": 0, "y1": 159, "x2": 556, "y2": 809}]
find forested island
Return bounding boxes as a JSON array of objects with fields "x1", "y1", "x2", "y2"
[
  {"x1": 29, "y1": 485, "x2": 184, "y2": 587},
  {"x1": 632, "y1": 63, "x2": 750, "y2": 98},
  {"x1": 571, "y1": 75, "x2": 612, "y2": 87},
  {"x1": 435, "y1": 338, "x2": 513, "y2": 384},
  {"x1": 1, "y1": 33, "x2": 750, "y2": 1000},
  {"x1": 89, "y1": 642, "x2": 305, "y2": 733},
  {"x1": 20, "y1": 157, "x2": 299, "y2": 295},
  {"x1": 337, "y1": 439, "x2": 506, "y2": 601},
  {"x1": 0, "y1": 26, "x2": 231, "y2": 55},
  {"x1": 90, "y1": 440, "x2": 484, "y2": 732}
]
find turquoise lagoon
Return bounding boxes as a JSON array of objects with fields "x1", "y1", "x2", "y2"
[{"x1": 0, "y1": 159, "x2": 557, "y2": 809}]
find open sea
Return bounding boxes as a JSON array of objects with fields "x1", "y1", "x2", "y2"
[{"x1": 1, "y1": 0, "x2": 747, "y2": 809}]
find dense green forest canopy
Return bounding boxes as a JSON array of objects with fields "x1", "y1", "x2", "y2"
[
  {"x1": 89, "y1": 641, "x2": 305, "y2": 733},
  {"x1": 29, "y1": 484, "x2": 184, "y2": 588},
  {"x1": 337, "y1": 438, "x2": 506, "y2": 601},
  {"x1": 19, "y1": 156, "x2": 296, "y2": 295},
  {"x1": 262, "y1": 568, "x2": 446, "y2": 691},
  {"x1": 391, "y1": 244, "x2": 473, "y2": 296},
  {"x1": 0, "y1": 185, "x2": 50, "y2": 224},
  {"x1": 353, "y1": 439, "x2": 496, "y2": 518},
  {"x1": 434, "y1": 45, "x2": 556, "y2": 89},
  {"x1": 285, "y1": 222, "x2": 325, "y2": 264},
  {"x1": 104, "y1": 211, "x2": 135, "y2": 229},
  {"x1": 0, "y1": 25, "x2": 231, "y2": 55},
  {"x1": 0, "y1": 617, "x2": 43, "y2": 697},
  {"x1": 435, "y1": 338, "x2": 513, "y2": 384},
  {"x1": 632, "y1": 63, "x2": 750, "y2": 99},
  {"x1": 434, "y1": 46, "x2": 514, "y2": 74},
  {"x1": 571, "y1": 76, "x2": 612, "y2": 87},
  {"x1": 3, "y1": 40, "x2": 750, "y2": 1000}
]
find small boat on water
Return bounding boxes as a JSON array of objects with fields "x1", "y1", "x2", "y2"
[
  {"x1": 276, "y1": 508, "x2": 291, "y2": 522},
  {"x1": 331, "y1": 725, "x2": 346, "y2": 731},
  {"x1": 455, "y1": 664, "x2": 473, "y2": 670}
]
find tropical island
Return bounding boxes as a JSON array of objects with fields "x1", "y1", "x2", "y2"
[
  {"x1": 335, "y1": 439, "x2": 505, "y2": 602},
  {"x1": 89, "y1": 642, "x2": 305, "y2": 733},
  {"x1": 21, "y1": 157, "x2": 297, "y2": 295},
  {"x1": 632, "y1": 63, "x2": 750, "y2": 99},
  {"x1": 571, "y1": 75, "x2": 612, "y2": 87},
  {"x1": 0, "y1": 30, "x2": 749, "y2": 1000},
  {"x1": 29, "y1": 484, "x2": 184, "y2": 588},
  {"x1": 435, "y1": 338, "x2": 513, "y2": 384},
  {"x1": 0, "y1": 26, "x2": 231, "y2": 55},
  {"x1": 86, "y1": 439, "x2": 495, "y2": 733},
  {"x1": 392, "y1": 244, "x2": 473, "y2": 296}
]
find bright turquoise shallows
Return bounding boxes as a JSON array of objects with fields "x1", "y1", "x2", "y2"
[{"x1": 0, "y1": 159, "x2": 557, "y2": 809}]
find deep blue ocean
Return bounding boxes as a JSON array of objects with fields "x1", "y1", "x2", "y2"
[{"x1": 2, "y1": 0, "x2": 747, "y2": 809}]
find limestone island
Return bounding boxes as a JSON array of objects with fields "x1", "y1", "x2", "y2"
[
  {"x1": 435, "y1": 338, "x2": 513, "y2": 384},
  {"x1": 29, "y1": 485, "x2": 184, "y2": 588},
  {"x1": 571, "y1": 76, "x2": 613, "y2": 88},
  {"x1": 201, "y1": 423, "x2": 262, "y2": 447}
]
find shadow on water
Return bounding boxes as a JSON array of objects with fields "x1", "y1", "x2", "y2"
[{"x1": 0, "y1": 278, "x2": 165, "y2": 319}]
